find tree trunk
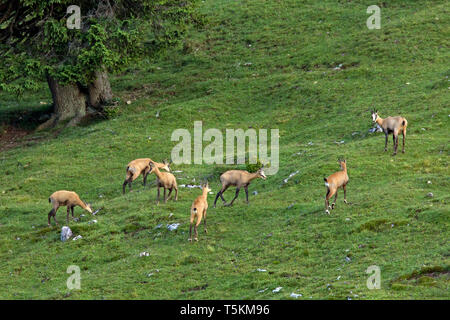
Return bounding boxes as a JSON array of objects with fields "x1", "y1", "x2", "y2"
[
  {"x1": 88, "y1": 69, "x2": 112, "y2": 109},
  {"x1": 37, "y1": 75, "x2": 87, "y2": 130},
  {"x1": 38, "y1": 70, "x2": 113, "y2": 130}
]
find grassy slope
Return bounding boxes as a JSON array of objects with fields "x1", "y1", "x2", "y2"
[{"x1": 0, "y1": 0, "x2": 449, "y2": 299}]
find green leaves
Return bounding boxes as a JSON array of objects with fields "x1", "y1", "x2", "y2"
[{"x1": 0, "y1": 0, "x2": 200, "y2": 95}]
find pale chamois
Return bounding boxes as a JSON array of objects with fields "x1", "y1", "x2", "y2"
[
  {"x1": 149, "y1": 160, "x2": 178, "y2": 204},
  {"x1": 213, "y1": 167, "x2": 266, "y2": 208},
  {"x1": 371, "y1": 109, "x2": 408, "y2": 155},
  {"x1": 189, "y1": 183, "x2": 211, "y2": 242},
  {"x1": 48, "y1": 190, "x2": 93, "y2": 226},
  {"x1": 324, "y1": 159, "x2": 349, "y2": 214},
  {"x1": 122, "y1": 158, "x2": 170, "y2": 194}
]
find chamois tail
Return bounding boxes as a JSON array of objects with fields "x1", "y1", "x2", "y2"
[{"x1": 324, "y1": 178, "x2": 329, "y2": 187}]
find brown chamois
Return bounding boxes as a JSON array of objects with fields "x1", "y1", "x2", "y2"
[
  {"x1": 189, "y1": 182, "x2": 212, "y2": 242},
  {"x1": 213, "y1": 166, "x2": 266, "y2": 208},
  {"x1": 48, "y1": 190, "x2": 93, "y2": 226},
  {"x1": 122, "y1": 158, "x2": 170, "y2": 194},
  {"x1": 324, "y1": 159, "x2": 349, "y2": 214},
  {"x1": 149, "y1": 160, "x2": 178, "y2": 204},
  {"x1": 371, "y1": 109, "x2": 408, "y2": 155}
]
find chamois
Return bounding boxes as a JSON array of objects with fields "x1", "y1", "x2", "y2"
[
  {"x1": 189, "y1": 183, "x2": 211, "y2": 242},
  {"x1": 324, "y1": 159, "x2": 349, "y2": 214},
  {"x1": 149, "y1": 160, "x2": 178, "y2": 204},
  {"x1": 371, "y1": 109, "x2": 408, "y2": 155},
  {"x1": 122, "y1": 158, "x2": 170, "y2": 194},
  {"x1": 48, "y1": 190, "x2": 93, "y2": 226},
  {"x1": 213, "y1": 167, "x2": 266, "y2": 208}
]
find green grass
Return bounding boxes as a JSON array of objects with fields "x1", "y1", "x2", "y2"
[{"x1": 0, "y1": 0, "x2": 449, "y2": 299}]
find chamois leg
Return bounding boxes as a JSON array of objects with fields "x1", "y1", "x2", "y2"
[
  {"x1": 343, "y1": 184, "x2": 348, "y2": 204},
  {"x1": 48, "y1": 209, "x2": 55, "y2": 226},
  {"x1": 384, "y1": 133, "x2": 388, "y2": 152},
  {"x1": 66, "y1": 207, "x2": 71, "y2": 223},
  {"x1": 214, "y1": 185, "x2": 229, "y2": 208},
  {"x1": 194, "y1": 215, "x2": 202, "y2": 241},
  {"x1": 53, "y1": 212, "x2": 60, "y2": 225},
  {"x1": 204, "y1": 209, "x2": 207, "y2": 234},
  {"x1": 50, "y1": 206, "x2": 60, "y2": 225},
  {"x1": 392, "y1": 134, "x2": 398, "y2": 155},
  {"x1": 219, "y1": 186, "x2": 228, "y2": 202},
  {"x1": 331, "y1": 191, "x2": 338, "y2": 210},
  {"x1": 167, "y1": 188, "x2": 173, "y2": 200},
  {"x1": 325, "y1": 189, "x2": 335, "y2": 214},
  {"x1": 225, "y1": 187, "x2": 241, "y2": 207},
  {"x1": 156, "y1": 187, "x2": 160, "y2": 204},
  {"x1": 402, "y1": 129, "x2": 406, "y2": 153},
  {"x1": 122, "y1": 179, "x2": 129, "y2": 194},
  {"x1": 163, "y1": 188, "x2": 167, "y2": 203},
  {"x1": 71, "y1": 206, "x2": 74, "y2": 218},
  {"x1": 143, "y1": 173, "x2": 148, "y2": 187},
  {"x1": 174, "y1": 186, "x2": 178, "y2": 201}
]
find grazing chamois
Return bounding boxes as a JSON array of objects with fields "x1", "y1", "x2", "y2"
[
  {"x1": 149, "y1": 160, "x2": 178, "y2": 204},
  {"x1": 371, "y1": 109, "x2": 408, "y2": 155},
  {"x1": 189, "y1": 183, "x2": 211, "y2": 242},
  {"x1": 48, "y1": 191, "x2": 93, "y2": 226},
  {"x1": 122, "y1": 158, "x2": 170, "y2": 194},
  {"x1": 213, "y1": 167, "x2": 266, "y2": 208},
  {"x1": 324, "y1": 159, "x2": 349, "y2": 214}
]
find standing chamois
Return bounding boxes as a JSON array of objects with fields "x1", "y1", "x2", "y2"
[
  {"x1": 324, "y1": 159, "x2": 349, "y2": 214},
  {"x1": 189, "y1": 183, "x2": 211, "y2": 242},
  {"x1": 213, "y1": 166, "x2": 266, "y2": 208},
  {"x1": 122, "y1": 158, "x2": 170, "y2": 194},
  {"x1": 371, "y1": 109, "x2": 408, "y2": 155},
  {"x1": 149, "y1": 160, "x2": 178, "y2": 204},
  {"x1": 48, "y1": 190, "x2": 93, "y2": 226}
]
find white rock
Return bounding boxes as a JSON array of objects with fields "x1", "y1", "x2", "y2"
[
  {"x1": 88, "y1": 219, "x2": 98, "y2": 225},
  {"x1": 167, "y1": 223, "x2": 180, "y2": 231},
  {"x1": 72, "y1": 235, "x2": 82, "y2": 241},
  {"x1": 257, "y1": 268, "x2": 267, "y2": 272},
  {"x1": 272, "y1": 287, "x2": 282, "y2": 293},
  {"x1": 61, "y1": 226, "x2": 73, "y2": 242},
  {"x1": 290, "y1": 293, "x2": 302, "y2": 298},
  {"x1": 139, "y1": 252, "x2": 149, "y2": 257},
  {"x1": 283, "y1": 170, "x2": 299, "y2": 183}
]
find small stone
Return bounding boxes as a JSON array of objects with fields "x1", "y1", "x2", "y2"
[
  {"x1": 427, "y1": 181, "x2": 432, "y2": 184},
  {"x1": 72, "y1": 235, "x2": 82, "y2": 241},
  {"x1": 126, "y1": 100, "x2": 132, "y2": 105},
  {"x1": 61, "y1": 226, "x2": 73, "y2": 242},
  {"x1": 427, "y1": 192, "x2": 434, "y2": 198}
]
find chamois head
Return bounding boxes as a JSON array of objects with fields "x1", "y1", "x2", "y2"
[
  {"x1": 85, "y1": 202, "x2": 93, "y2": 214},
  {"x1": 149, "y1": 161, "x2": 156, "y2": 174},
  {"x1": 338, "y1": 159, "x2": 347, "y2": 170},
  {"x1": 371, "y1": 109, "x2": 379, "y2": 122},
  {"x1": 162, "y1": 159, "x2": 171, "y2": 172},
  {"x1": 257, "y1": 166, "x2": 267, "y2": 180},
  {"x1": 202, "y1": 182, "x2": 211, "y2": 193}
]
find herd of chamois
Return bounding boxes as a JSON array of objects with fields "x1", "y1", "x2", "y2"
[{"x1": 46, "y1": 109, "x2": 408, "y2": 241}]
